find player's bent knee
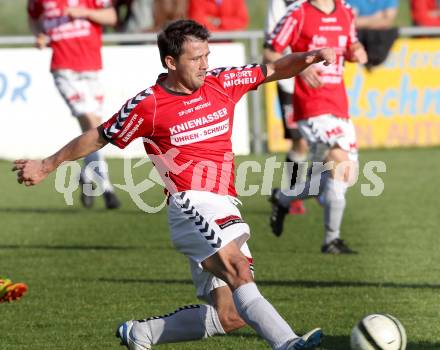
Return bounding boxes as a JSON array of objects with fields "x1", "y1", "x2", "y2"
[
  {"x1": 217, "y1": 308, "x2": 247, "y2": 333},
  {"x1": 229, "y1": 256, "x2": 254, "y2": 288}
]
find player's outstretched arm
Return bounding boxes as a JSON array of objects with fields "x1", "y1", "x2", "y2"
[
  {"x1": 263, "y1": 48, "x2": 336, "y2": 84},
  {"x1": 64, "y1": 7, "x2": 117, "y2": 26},
  {"x1": 355, "y1": 8, "x2": 397, "y2": 29},
  {"x1": 12, "y1": 127, "x2": 108, "y2": 187}
]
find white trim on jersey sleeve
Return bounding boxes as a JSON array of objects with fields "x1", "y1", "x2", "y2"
[
  {"x1": 104, "y1": 88, "x2": 152, "y2": 141},
  {"x1": 150, "y1": 91, "x2": 158, "y2": 137}
]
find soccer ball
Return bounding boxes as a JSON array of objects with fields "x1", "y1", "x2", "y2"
[{"x1": 350, "y1": 314, "x2": 407, "y2": 350}]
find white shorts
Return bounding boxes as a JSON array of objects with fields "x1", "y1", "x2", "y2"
[
  {"x1": 168, "y1": 190, "x2": 252, "y2": 302},
  {"x1": 298, "y1": 114, "x2": 358, "y2": 162},
  {"x1": 52, "y1": 69, "x2": 104, "y2": 118}
]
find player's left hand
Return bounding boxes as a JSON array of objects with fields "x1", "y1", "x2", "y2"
[
  {"x1": 64, "y1": 7, "x2": 89, "y2": 19},
  {"x1": 12, "y1": 160, "x2": 49, "y2": 187},
  {"x1": 351, "y1": 47, "x2": 368, "y2": 65},
  {"x1": 347, "y1": 43, "x2": 368, "y2": 64},
  {"x1": 35, "y1": 33, "x2": 47, "y2": 49},
  {"x1": 300, "y1": 66, "x2": 323, "y2": 88},
  {"x1": 305, "y1": 48, "x2": 336, "y2": 66}
]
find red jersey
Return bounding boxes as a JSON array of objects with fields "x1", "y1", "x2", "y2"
[
  {"x1": 411, "y1": 0, "x2": 440, "y2": 26},
  {"x1": 265, "y1": 0, "x2": 358, "y2": 120},
  {"x1": 101, "y1": 65, "x2": 267, "y2": 197},
  {"x1": 27, "y1": 0, "x2": 111, "y2": 71},
  {"x1": 188, "y1": 0, "x2": 249, "y2": 31}
]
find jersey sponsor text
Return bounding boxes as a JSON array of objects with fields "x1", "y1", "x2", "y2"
[
  {"x1": 170, "y1": 108, "x2": 228, "y2": 135},
  {"x1": 170, "y1": 119, "x2": 229, "y2": 146}
]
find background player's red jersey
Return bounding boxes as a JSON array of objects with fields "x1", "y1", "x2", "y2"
[
  {"x1": 101, "y1": 65, "x2": 267, "y2": 197},
  {"x1": 265, "y1": 0, "x2": 358, "y2": 121},
  {"x1": 27, "y1": 0, "x2": 111, "y2": 71}
]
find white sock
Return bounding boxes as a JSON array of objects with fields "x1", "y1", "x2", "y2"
[
  {"x1": 82, "y1": 151, "x2": 113, "y2": 192},
  {"x1": 132, "y1": 304, "x2": 225, "y2": 345},
  {"x1": 232, "y1": 282, "x2": 297, "y2": 350},
  {"x1": 323, "y1": 178, "x2": 347, "y2": 245}
]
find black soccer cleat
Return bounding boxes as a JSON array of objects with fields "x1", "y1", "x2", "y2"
[
  {"x1": 103, "y1": 191, "x2": 121, "y2": 210},
  {"x1": 269, "y1": 188, "x2": 289, "y2": 237},
  {"x1": 321, "y1": 238, "x2": 357, "y2": 254},
  {"x1": 79, "y1": 176, "x2": 94, "y2": 209}
]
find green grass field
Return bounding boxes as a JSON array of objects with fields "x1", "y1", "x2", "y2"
[{"x1": 1, "y1": 148, "x2": 440, "y2": 349}]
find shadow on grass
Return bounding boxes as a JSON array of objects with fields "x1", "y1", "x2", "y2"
[
  {"x1": 97, "y1": 277, "x2": 440, "y2": 290},
  {"x1": 0, "y1": 244, "x2": 141, "y2": 251},
  {"x1": 98, "y1": 278, "x2": 194, "y2": 285},
  {"x1": 257, "y1": 279, "x2": 440, "y2": 290},
  {"x1": 319, "y1": 335, "x2": 440, "y2": 350},
  {"x1": 214, "y1": 334, "x2": 440, "y2": 350},
  {"x1": 0, "y1": 207, "x2": 82, "y2": 214},
  {"x1": 0, "y1": 207, "x2": 145, "y2": 215}
]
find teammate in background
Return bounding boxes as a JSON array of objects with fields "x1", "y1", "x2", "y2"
[
  {"x1": 153, "y1": 0, "x2": 188, "y2": 30},
  {"x1": 265, "y1": 0, "x2": 367, "y2": 254},
  {"x1": 113, "y1": 0, "x2": 155, "y2": 33},
  {"x1": 14, "y1": 19, "x2": 335, "y2": 350},
  {"x1": 0, "y1": 276, "x2": 28, "y2": 303},
  {"x1": 188, "y1": 0, "x2": 248, "y2": 31},
  {"x1": 346, "y1": 0, "x2": 398, "y2": 69},
  {"x1": 264, "y1": 0, "x2": 308, "y2": 216},
  {"x1": 346, "y1": 0, "x2": 398, "y2": 30},
  {"x1": 114, "y1": 0, "x2": 188, "y2": 33},
  {"x1": 27, "y1": 0, "x2": 121, "y2": 209},
  {"x1": 410, "y1": 0, "x2": 440, "y2": 27}
]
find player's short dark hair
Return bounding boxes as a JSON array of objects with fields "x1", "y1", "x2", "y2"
[{"x1": 157, "y1": 20, "x2": 210, "y2": 69}]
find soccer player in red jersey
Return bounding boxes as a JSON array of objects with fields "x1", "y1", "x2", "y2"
[
  {"x1": 264, "y1": 0, "x2": 368, "y2": 254},
  {"x1": 27, "y1": 0, "x2": 120, "y2": 209},
  {"x1": 14, "y1": 20, "x2": 335, "y2": 349}
]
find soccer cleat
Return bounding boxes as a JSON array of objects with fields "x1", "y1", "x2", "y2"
[
  {"x1": 116, "y1": 320, "x2": 151, "y2": 350},
  {"x1": 321, "y1": 238, "x2": 357, "y2": 254},
  {"x1": 103, "y1": 191, "x2": 121, "y2": 209},
  {"x1": 289, "y1": 199, "x2": 306, "y2": 215},
  {"x1": 79, "y1": 176, "x2": 94, "y2": 208},
  {"x1": 287, "y1": 328, "x2": 323, "y2": 349},
  {"x1": 269, "y1": 188, "x2": 289, "y2": 237},
  {"x1": 0, "y1": 277, "x2": 28, "y2": 303}
]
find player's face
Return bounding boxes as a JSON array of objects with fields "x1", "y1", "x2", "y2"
[{"x1": 175, "y1": 39, "x2": 210, "y2": 91}]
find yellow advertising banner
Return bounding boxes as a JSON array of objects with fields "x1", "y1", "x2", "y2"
[{"x1": 266, "y1": 38, "x2": 440, "y2": 152}]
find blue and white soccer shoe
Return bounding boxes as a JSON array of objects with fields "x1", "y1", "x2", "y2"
[
  {"x1": 116, "y1": 320, "x2": 151, "y2": 350},
  {"x1": 288, "y1": 328, "x2": 323, "y2": 349}
]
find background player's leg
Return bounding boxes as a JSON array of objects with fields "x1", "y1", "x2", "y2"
[
  {"x1": 78, "y1": 113, "x2": 120, "y2": 209},
  {"x1": 283, "y1": 138, "x2": 308, "y2": 215},
  {"x1": 52, "y1": 70, "x2": 120, "y2": 209},
  {"x1": 278, "y1": 84, "x2": 308, "y2": 215},
  {"x1": 321, "y1": 147, "x2": 356, "y2": 254}
]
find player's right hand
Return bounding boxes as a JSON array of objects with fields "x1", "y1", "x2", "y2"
[
  {"x1": 12, "y1": 160, "x2": 49, "y2": 186},
  {"x1": 35, "y1": 33, "x2": 47, "y2": 49},
  {"x1": 299, "y1": 66, "x2": 323, "y2": 88}
]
